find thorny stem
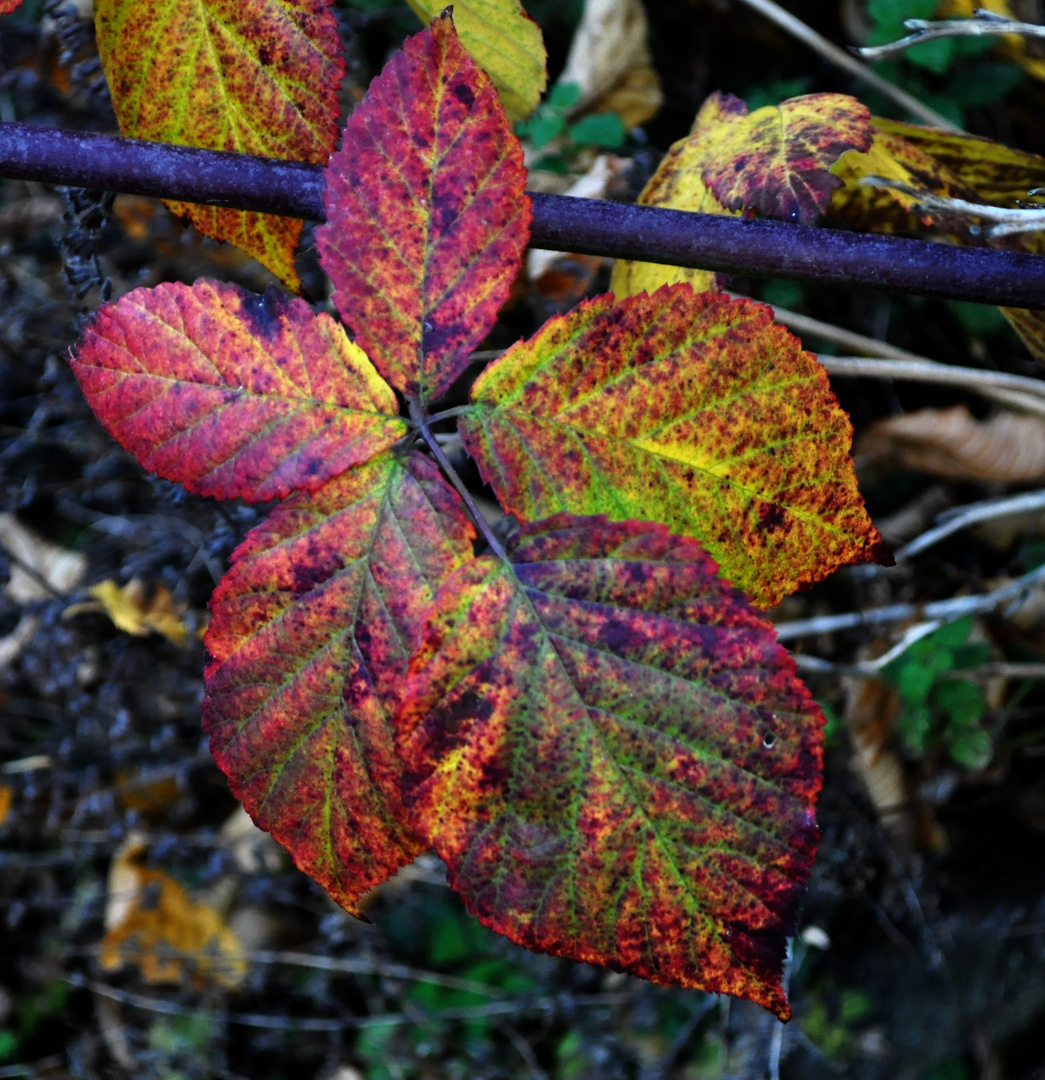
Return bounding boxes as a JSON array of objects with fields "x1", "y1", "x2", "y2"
[
  {"x1": 410, "y1": 399, "x2": 508, "y2": 562},
  {"x1": 3, "y1": 123, "x2": 1045, "y2": 308}
]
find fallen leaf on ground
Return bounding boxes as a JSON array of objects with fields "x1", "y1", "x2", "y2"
[
  {"x1": 0, "y1": 514, "x2": 87, "y2": 602},
  {"x1": 556, "y1": 0, "x2": 662, "y2": 128},
  {"x1": 0, "y1": 785, "x2": 11, "y2": 827},
  {"x1": 858, "y1": 406, "x2": 1045, "y2": 482},
  {"x1": 64, "y1": 579, "x2": 189, "y2": 645},
  {"x1": 100, "y1": 834, "x2": 246, "y2": 989}
]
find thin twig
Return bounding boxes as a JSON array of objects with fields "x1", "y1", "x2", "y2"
[
  {"x1": 822, "y1": 354, "x2": 1045, "y2": 398},
  {"x1": 860, "y1": 176, "x2": 1045, "y2": 238},
  {"x1": 895, "y1": 488, "x2": 1045, "y2": 561},
  {"x1": 857, "y1": 9, "x2": 1045, "y2": 62},
  {"x1": 412, "y1": 401, "x2": 508, "y2": 561},
  {"x1": 66, "y1": 974, "x2": 631, "y2": 1031},
  {"x1": 773, "y1": 561, "x2": 1045, "y2": 640},
  {"x1": 731, "y1": 0, "x2": 961, "y2": 130},
  {"x1": 3, "y1": 124, "x2": 1045, "y2": 306}
]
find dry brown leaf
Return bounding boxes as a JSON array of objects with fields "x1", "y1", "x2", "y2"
[
  {"x1": 100, "y1": 834, "x2": 246, "y2": 989},
  {"x1": 0, "y1": 514, "x2": 87, "y2": 602},
  {"x1": 556, "y1": 0, "x2": 663, "y2": 127},
  {"x1": 64, "y1": 579, "x2": 189, "y2": 646},
  {"x1": 858, "y1": 405, "x2": 1045, "y2": 482}
]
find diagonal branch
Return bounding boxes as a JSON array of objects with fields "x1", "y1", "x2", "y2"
[{"x1": 2, "y1": 122, "x2": 1045, "y2": 308}]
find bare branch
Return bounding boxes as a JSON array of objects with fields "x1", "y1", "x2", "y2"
[{"x1": 857, "y1": 8, "x2": 1045, "y2": 62}]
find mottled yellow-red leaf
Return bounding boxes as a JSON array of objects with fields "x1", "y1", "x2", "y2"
[
  {"x1": 460, "y1": 286, "x2": 887, "y2": 607},
  {"x1": 870, "y1": 117, "x2": 1045, "y2": 208},
  {"x1": 204, "y1": 451, "x2": 475, "y2": 916},
  {"x1": 829, "y1": 122, "x2": 980, "y2": 235},
  {"x1": 404, "y1": 0, "x2": 547, "y2": 120},
  {"x1": 397, "y1": 515, "x2": 825, "y2": 1018},
  {"x1": 101, "y1": 835, "x2": 246, "y2": 989},
  {"x1": 70, "y1": 280, "x2": 406, "y2": 503},
  {"x1": 65, "y1": 579, "x2": 189, "y2": 646},
  {"x1": 695, "y1": 91, "x2": 873, "y2": 224},
  {"x1": 318, "y1": 15, "x2": 530, "y2": 404},
  {"x1": 94, "y1": 0, "x2": 344, "y2": 288}
]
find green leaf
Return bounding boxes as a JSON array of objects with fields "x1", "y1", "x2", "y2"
[
  {"x1": 397, "y1": 514, "x2": 825, "y2": 1018},
  {"x1": 935, "y1": 678, "x2": 987, "y2": 728},
  {"x1": 569, "y1": 111, "x2": 627, "y2": 148},
  {"x1": 947, "y1": 725, "x2": 993, "y2": 770}
]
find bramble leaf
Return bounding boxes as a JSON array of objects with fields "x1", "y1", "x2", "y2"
[
  {"x1": 404, "y1": 0, "x2": 547, "y2": 121},
  {"x1": 204, "y1": 451, "x2": 475, "y2": 916},
  {"x1": 694, "y1": 90, "x2": 872, "y2": 224},
  {"x1": 318, "y1": 15, "x2": 530, "y2": 406},
  {"x1": 94, "y1": 0, "x2": 344, "y2": 289},
  {"x1": 70, "y1": 280, "x2": 406, "y2": 502},
  {"x1": 0, "y1": 0, "x2": 26, "y2": 13},
  {"x1": 397, "y1": 515, "x2": 824, "y2": 1019},
  {"x1": 460, "y1": 286, "x2": 886, "y2": 607}
]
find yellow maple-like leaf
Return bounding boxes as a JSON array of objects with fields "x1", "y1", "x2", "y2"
[
  {"x1": 65, "y1": 579, "x2": 189, "y2": 646},
  {"x1": 101, "y1": 835, "x2": 245, "y2": 989},
  {"x1": 405, "y1": 0, "x2": 547, "y2": 120},
  {"x1": 94, "y1": 0, "x2": 344, "y2": 290}
]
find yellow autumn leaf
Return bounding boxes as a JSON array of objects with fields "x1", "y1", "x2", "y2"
[
  {"x1": 405, "y1": 0, "x2": 547, "y2": 120},
  {"x1": 94, "y1": 0, "x2": 344, "y2": 290},
  {"x1": 100, "y1": 835, "x2": 246, "y2": 990},
  {"x1": 65, "y1": 579, "x2": 189, "y2": 646}
]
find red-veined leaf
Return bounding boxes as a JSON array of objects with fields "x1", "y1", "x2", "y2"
[
  {"x1": 95, "y1": 0, "x2": 344, "y2": 289},
  {"x1": 460, "y1": 286, "x2": 887, "y2": 607},
  {"x1": 317, "y1": 14, "x2": 530, "y2": 405},
  {"x1": 204, "y1": 451, "x2": 475, "y2": 916},
  {"x1": 397, "y1": 514, "x2": 823, "y2": 1018},
  {"x1": 70, "y1": 280, "x2": 406, "y2": 502}
]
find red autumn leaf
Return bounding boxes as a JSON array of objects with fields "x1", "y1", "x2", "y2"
[
  {"x1": 695, "y1": 91, "x2": 873, "y2": 224},
  {"x1": 397, "y1": 514, "x2": 823, "y2": 1019},
  {"x1": 70, "y1": 280, "x2": 407, "y2": 502},
  {"x1": 317, "y1": 13, "x2": 530, "y2": 405},
  {"x1": 460, "y1": 285, "x2": 887, "y2": 607},
  {"x1": 204, "y1": 451, "x2": 475, "y2": 916},
  {"x1": 0, "y1": 0, "x2": 26, "y2": 13}
]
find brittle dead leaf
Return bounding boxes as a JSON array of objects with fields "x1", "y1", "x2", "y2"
[
  {"x1": 0, "y1": 514, "x2": 86, "y2": 602},
  {"x1": 858, "y1": 405, "x2": 1045, "y2": 483},
  {"x1": 64, "y1": 579, "x2": 189, "y2": 646},
  {"x1": 100, "y1": 834, "x2": 246, "y2": 989},
  {"x1": 556, "y1": 0, "x2": 662, "y2": 128}
]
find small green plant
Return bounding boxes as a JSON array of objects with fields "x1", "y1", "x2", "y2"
[
  {"x1": 516, "y1": 82, "x2": 627, "y2": 171},
  {"x1": 881, "y1": 616, "x2": 994, "y2": 769}
]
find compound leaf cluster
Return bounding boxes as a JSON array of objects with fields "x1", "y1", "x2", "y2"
[{"x1": 61, "y1": 12, "x2": 890, "y2": 1018}]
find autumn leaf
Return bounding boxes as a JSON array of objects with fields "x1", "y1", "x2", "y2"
[
  {"x1": 203, "y1": 451, "x2": 475, "y2": 916},
  {"x1": 611, "y1": 90, "x2": 872, "y2": 298},
  {"x1": 318, "y1": 14, "x2": 530, "y2": 405},
  {"x1": 460, "y1": 286, "x2": 886, "y2": 607},
  {"x1": 101, "y1": 834, "x2": 246, "y2": 989},
  {"x1": 0, "y1": 0, "x2": 25, "y2": 13},
  {"x1": 64, "y1": 579, "x2": 189, "y2": 646},
  {"x1": 695, "y1": 91, "x2": 873, "y2": 224},
  {"x1": 94, "y1": 0, "x2": 344, "y2": 289},
  {"x1": 404, "y1": 0, "x2": 547, "y2": 120},
  {"x1": 397, "y1": 514, "x2": 824, "y2": 1019},
  {"x1": 70, "y1": 280, "x2": 407, "y2": 502}
]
